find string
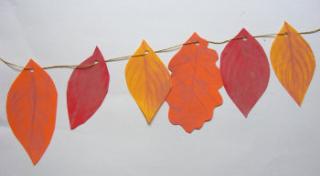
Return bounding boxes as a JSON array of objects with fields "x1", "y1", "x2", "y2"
[{"x1": 1, "y1": 28, "x2": 319, "y2": 71}]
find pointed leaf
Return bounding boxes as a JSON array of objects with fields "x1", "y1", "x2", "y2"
[
  {"x1": 7, "y1": 59, "x2": 57, "y2": 165},
  {"x1": 167, "y1": 33, "x2": 223, "y2": 133},
  {"x1": 125, "y1": 40, "x2": 171, "y2": 124},
  {"x1": 220, "y1": 29, "x2": 270, "y2": 117},
  {"x1": 67, "y1": 47, "x2": 110, "y2": 129},
  {"x1": 270, "y1": 22, "x2": 315, "y2": 106}
]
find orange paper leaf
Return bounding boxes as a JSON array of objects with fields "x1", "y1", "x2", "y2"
[
  {"x1": 125, "y1": 40, "x2": 171, "y2": 124},
  {"x1": 167, "y1": 33, "x2": 223, "y2": 133},
  {"x1": 271, "y1": 22, "x2": 316, "y2": 105},
  {"x1": 6, "y1": 59, "x2": 57, "y2": 165}
]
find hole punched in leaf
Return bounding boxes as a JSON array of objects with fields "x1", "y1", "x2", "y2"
[
  {"x1": 242, "y1": 36, "x2": 248, "y2": 41},
  {"x1": 144, "y1": 50, "x2": 150, "y2": 55},
  {"x1": 189, "y1": 40, "x2": 200, "y2": 46},
  {"x1": 94, "y1": 60, "x2": 99, "y2": 65}
]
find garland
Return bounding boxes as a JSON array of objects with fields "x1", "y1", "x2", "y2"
[{"x1": 1, "y1": 22, "x2": 319, "y2": 165}]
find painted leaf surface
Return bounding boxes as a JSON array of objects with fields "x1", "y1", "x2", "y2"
[
  {"x1": 67, "y1": 47, "x2": 110, "y2": 129},
  {"x1": 7, "y1": 59, "x2": 57, "y2": 165},
  {"x1": 220, "y1": 29, "x2": 270, "y2": 117},
  {"x1": 167, "y1": 33, "x2": 223, "y2": 133},
  {"x1": 125, "y1": 40, "x2": 171, "y2": 124},
  {"x1": 270, "y1": 22, "x2": 315, "y2": 106}
]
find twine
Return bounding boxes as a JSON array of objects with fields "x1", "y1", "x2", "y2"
[{"x1": 1, "y1": 28, "x2": 319, "y2": 71}]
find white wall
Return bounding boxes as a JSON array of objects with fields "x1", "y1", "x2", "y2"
[{"x1": 0, "y1": 0, "x2": 319, "y2": 175}]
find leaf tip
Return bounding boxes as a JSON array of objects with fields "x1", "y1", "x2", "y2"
[
  {"x1": 93, "y1": 46, "x2": 102, "y2": 55},
  {"x1": 94, "y1": 45, "x2": 100, "y2": 51},
  {"x1": 143, "y1": 111, "x2": 156, "y2": 125},
  {"x1": 238, "y1": 28, "x2": 252, "y2": 39},
  {"x1": 69, "y1": 115, "x2": 80, "y2": 130},
  {"x1": 139, "y1": 40, "x2": 151, "y2": 51},
  {"x1": 244, "y1": 110, "x2": 250, "y2": 117},
  {"x1": 26, "y1": 58, "x2": 39, "y2": 68},
  {"x1": 283, "y1": 21, "x2": 290, "y2": 26},
  {"x1": 27, "y1": 151, "x2": 41, "y2": 166},
  {"x1": 31, "y1": 158, "x2": 40, "y2": 166},
  {"x1": 294, "y1": 97, "x2": 304, "y2": 107},
  {"x1": 69, "y1": 120, "x2": 80, "y2": 130},
  {"x1": 183, "y1": 126, "x2": 194, "y2": 134},
  {"x1": 70, "y1": 125, "x2": 76, "y2": 130},
  {"x1": 240, "y1": 28, "x2": 248, "y2": 33},
  {"x1": 282, "y1": 21, "x2": 295, "y2": 31},
  {"x1": 28, "y1": 58, "x2": 36, "y2": 63},
  {"x1": 146, "y1": 118, "x2": 153, "y2": 125},
  {"x1": 141, "y1": 39, "x2": 148, "y2": 45},
  {"x1": 187, "y1": 32, "x2": 208, "y2": 46},
  {"x1": 191, "y1": 32, "x2": 200, "y2": 37}
]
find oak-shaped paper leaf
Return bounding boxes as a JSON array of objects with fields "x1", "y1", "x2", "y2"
[{"x1": 167, "y1": 33, "x2": 223, "y2": 133}]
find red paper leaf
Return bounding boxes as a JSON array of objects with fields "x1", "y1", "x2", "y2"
[
  {"x1": 7, "y1": 59, "x2": 57, "y2": 165},
  {"x1": 167, "y1": 33, "x2": 223, "y2": 133},
  {"x1": 220, "y1": 28, "x2": 270, "y2": 117},
  {"x1": 67, "y1": 47, "x2": 110, "y2": 129}
]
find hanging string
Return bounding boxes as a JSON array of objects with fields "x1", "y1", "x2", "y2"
[{"x1": 1, "y1": 27, "x2": 319, "y2": 71}]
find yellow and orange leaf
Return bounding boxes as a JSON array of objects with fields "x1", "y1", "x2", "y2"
[
  {"x1": 125, "y1": 40, "x2": 171, "y2": 124},
  {"x1": 271, "y1": 22, "x2": 316, "y2": 106},
  {"x1": 6, "y1": 59, "x2": 57, "y2": 165}
]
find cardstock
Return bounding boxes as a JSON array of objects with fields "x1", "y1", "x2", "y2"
[
  {"x1": 6, "y1": 59, "x2": 57, "y2": 165},
  {"x1": 221, "y1": 29, "x2": 270, "y2": 117},
  {"x1": 67, "y1": 47, "x2": 110, "y2": 129},
  {"x1": 125, "y1": 40, "x2": 171, "y2": 124},
  {"x1": 167, "y1": 33, "x2": 223, "y2": 133},
  {"x1": 270, "y1": 22, "x2": 315, "y2": 106}
]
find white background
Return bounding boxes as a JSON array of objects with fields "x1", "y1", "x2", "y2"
[{"x1": 0, "y1": 0, "x2": 319, "y2": 175}]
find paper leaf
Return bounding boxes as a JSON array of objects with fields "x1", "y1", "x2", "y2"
[
  {"x1": 6, "y1": 59, "x2": 57, "y2": 165},
  {"x1": 270, "y1": 22, "x2": 315, "y2": 106},
  {"x1": 167, "y1": 33, "x2": 223, "y2": 133},
  {"x1": 220, "y1": 29, "x2": 270, "y2": 117},
  {"x1": 67, "y1": 47, "x2": 110, "y2": 129},
  {"x1": 125, "y1": 40, "x2": 171, "y2": 124}
]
